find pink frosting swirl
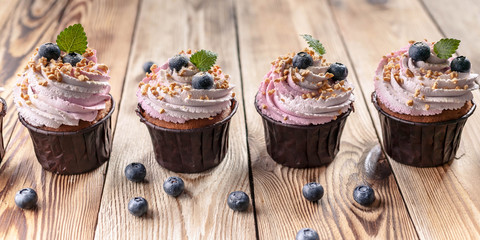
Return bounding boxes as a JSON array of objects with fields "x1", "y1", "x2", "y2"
[
  {"x1": 256, "y1": 51, "x2": 355, "y2": 125},
  {"x1": 14, "y1": 48, "x2": 111, "y2": 128},
  {"x1": 374, "y1": 43, "x2": 479, "y2": 116},
  {"x1": 137, "y1": 52, "x2": 234, "y2": 123}
]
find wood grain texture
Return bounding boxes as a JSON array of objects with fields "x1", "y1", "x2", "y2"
[
  {"x1": 329, "y1": 0, "x2": 480, "y2": 238},
  {"x1": 236, "y1": 0, "x2": 418, "y2": 239},
  {"x1": 0, "y1": 0, "x2": 72, "y2": 156},
  {"x1": 421, "y1": 0, "x2": 480, "y2": 207},
  {"x1": 94, "y1": 0, "x2": 256, "y2": 239},
  {"x1": 0, "y1": 0, "x2": 139, "y2": 239}
]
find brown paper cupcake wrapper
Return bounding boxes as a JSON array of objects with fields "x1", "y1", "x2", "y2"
[
  {"x1": 0, "y1": 97, "x2": 6, "y2": 161},
  {"x1": 371, "y1": 92, "x2": 476, "y2": 167},
  {"x1": 18, "y1": 96, "x2": 115, "y2": 175},
  {"x1": 136, "y1": 99, "x2": 238, "y2": 173},
  {"x1": 255, "y1": 99, "x2": 351, "y2": 168}
]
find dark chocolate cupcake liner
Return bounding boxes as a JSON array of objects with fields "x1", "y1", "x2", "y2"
[
  {"x1": 255, "y1": 98, "x2": 351, "y2": 168},
  {"x1": 0, "y1": 97, "x2": 7, "y2": 161},
  {"x1": 371, "y1": 92, "x2": 476, "y2": 167},
  {"x1": 18, "y1": 96, "x2": 115, "y2": 175},
  {"x1": 136, "y1": 99, "x2": 238, "y2": 173}
]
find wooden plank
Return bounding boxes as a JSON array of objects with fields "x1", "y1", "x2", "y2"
[
  {"x1": 329, "y1": 0, "x2": 480, "y2": 238},
  {"x1": 236, "y1": 0, "x2": 418, "y2": 239},
  {"x1": 0, "y1": 0, "x2": 74, "y2": 152},
  {"x1": 94, "y1": 0, "x2": 256, "y2": 239},
  {"x1": 421, "y1": 0, "x2": 480, "y2": 206},
  {"x1": 0, "y1": 0, "x2": 139, "y2": 239}
]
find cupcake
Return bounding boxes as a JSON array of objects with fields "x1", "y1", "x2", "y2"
[
  {"x1": 255, "y1": 35, "x2": 355, "y2": 168},
  {"x1": 372, "y1": 38, "x2": 478, "y2": 167},
  {"x1": 14, "y1": 24, "x2": 114, "y2": 174},
  {"x1": 136, "y1": 49, "x2": 237, "y2": 173}
]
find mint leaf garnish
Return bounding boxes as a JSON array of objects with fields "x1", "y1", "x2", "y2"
[
  {"x1": 56, "y1": 24, "x2": 88, "y2": 54},
  {"x1": 190, "y1": 50, "x2": 217, "y2": 71},
  {"x1": 301, "y1": 34, "x2": 326, "y2": 56},
  {"x1": 433, "y1": 38, "x2": 460, "y2": 59}
]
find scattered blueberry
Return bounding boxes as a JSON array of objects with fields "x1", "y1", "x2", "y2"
[
  {"x1": 295, "y1": 228, "x2": 320, "y2": 240},
  {"x1": 302, "y1": 182, "x2": 324, "y2": 202},
  {"x1": 450, "y1": 56, "x2": 471, "y2": 73},
  {"x1": 63, "y1": 52, "x2": 84, "y2": 66},
  {"x1": 124, "y1": 162, "x2": 147, "y2": 182},
  {"x1": 227, "y1": 191, "x2": 250, "y2": 212},
  {"x1": 163, "y1": 176, "x2": 185, "y2": 197},
  {"x1": 14, "y1": 188, "x2": 38, "y2": 209},
  {"x1": 408, "y1": 42, "x2": 431, "y2": 62},
  {"x1": 292, "y1": 52, "x2": 313, "y2": 69},
  {"x1": 168, "y1": 55, "x2": 189, "y2": 72},
  {"x1": 353, "y1": 185, "x2": 375, "y2": 206},
  {"x1": 143, "y1": 61, "x2": 155, "y2": 73},
  {"x1": 327, "y1": 62, "x2": 348, "y2": 81},
  {"x1": 38, "y1": 43, "x2": 61, "y2": 61},
  {"x1": 192, "y1": 72, "x2": 214, "y2": 90},
  {"x1": 128, "y1": 197, "x2": 148, "y2": 217}
]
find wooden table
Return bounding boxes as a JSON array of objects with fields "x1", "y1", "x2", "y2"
[{"x1": 1, "y1": 0, "x2": 479, "y2": 239}]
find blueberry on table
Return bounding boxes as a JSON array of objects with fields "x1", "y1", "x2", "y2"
[
  {"x1": 63, "y1": 52, "x2": 84, "y2": 67},
  {"x1": 38, "y1": 43, "x2": 61, "y2": 62},
  {"x1": 124, "y1": 162, "x2": 147, "y2": 182},
  {"x1": 327, "y1": 62, "x2": 348, "y2": 81},
  {"x1": 163, "y1": 176, "x2": 185, "y2": 197},
  {"x1": 192, "y1": 72, "x2": 214, "y2": 90},
  {"x1": 296, "y1": 228, "x2": 320, "y2": 240},
  {"x1": 227, "y1": 191, "x2": 250, "y2": 212},
  {"x1": 143, "y1": 61, "x2": 155, "y2": 73},
  {"x1": 168, "y1": 55, "x2": 189, "y2": 72},
  {"x1": 128, "y1": 197, "x2": 148, "y2": 217},
  {"x1": 450, "y1": 56, "x2": 471, "y2": 73},
  {"x1": 302, "y1": 182, "x2": 324, "y2": 202},
  {"x1": 353, "y1": 185, "x2": 375, "y2": 206},
  {"x1": 408, "y1": 42, "x2": 431, "y2": 62},
  {"x1": 15, "y1": 188, "x2": 38, "y2": 209},
  {"x1": 292, "y1": 52, "x2": 313, "y2": 69}
]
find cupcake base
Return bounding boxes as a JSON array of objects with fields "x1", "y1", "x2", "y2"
[
  {"x1": 255, "y1": 101, "x2": 351, "y2": 168},
  {"x1": 136, "y1": 99, "x2": 238, "y2": 173},
  {"x1": 372, "y1": 92, "x2": 476, "y2": 167},
  {"x1": 18, "y1": 96, "x2": 115, "y2": 175},
  {"x1": 0, "y1": 98, "x2": 6, "y2": 161},
  {"x1": 139, "y1": 105, "x2": 232, "y2": 130}
]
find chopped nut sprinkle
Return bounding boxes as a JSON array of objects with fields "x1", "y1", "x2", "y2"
[
  {"x1": 414, "y1": 89, "x2": 421, "y2": 97},
  {"x1": 405, "y1": 69, "x2": 414, "y2": 78}
]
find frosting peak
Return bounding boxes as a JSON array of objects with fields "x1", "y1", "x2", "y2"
[
  {"x1": 14, "y1": 47, "x2": 111, "y2": 128},
  {"x1": 137, "y1": 50, "x2": 235, "y2": 124},
  {"x1": 256, "y1": 49, "x2": 355, "y2": 125},
  {"x1": 374, "y1": 42, "x2": 479, "y2": 116}
]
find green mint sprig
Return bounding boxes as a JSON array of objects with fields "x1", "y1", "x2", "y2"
[
  {"x1": 56, "y1": 24, "x2": 88, "y2": 54},
  {"x1": 190, "y1": 50, "x2": 217, "y2": 71},
  {"x1": 433, "y1": 38, "x2": 460, "y2": 59},
  {"x1": 301, "y1": 34, "x2": 325, "y2": 56}
]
